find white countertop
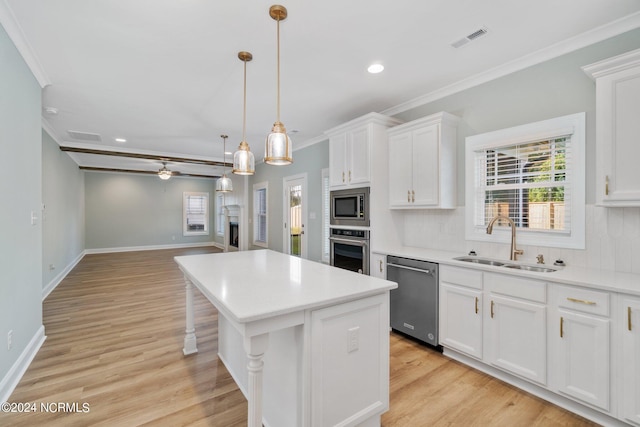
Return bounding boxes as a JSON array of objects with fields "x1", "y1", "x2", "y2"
[
  {"x1": 175, "y1": 249, "x2": 397, "y2": 324},
  {"x1": 375, "y1": 245, "x2": 640, "y2": 296}
]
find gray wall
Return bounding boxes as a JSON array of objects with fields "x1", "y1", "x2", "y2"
[
  {"x1": 0, "y1": 23, "x2": 43, "y2": 387},
  {"x1": 42, "y1": 130, "x2": 85, "y2": 291},
  {"x1": 393, "y1": 28, "x2": 640, "y2": 206},
  {"x1": 85, "y1": 172, "x2": 218, "y2": 250},
  {"x1": 250, "y1": 141, "x2": 329, "y2": 262}
]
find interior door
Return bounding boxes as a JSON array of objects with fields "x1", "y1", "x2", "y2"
[{"x1": 283, "y1": 174, "x2": 307, "y2": 258}]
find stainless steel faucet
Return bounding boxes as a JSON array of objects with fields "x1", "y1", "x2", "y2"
[{"x1": 486, "y1": 215, "x2": 524, "y2": 261}]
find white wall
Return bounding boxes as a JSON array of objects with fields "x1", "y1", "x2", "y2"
[
  {"x1": 393, "y1": 28, "x2": 640, "y2": 274},
  {"x1": 42, "y1": 129, "x2": 85, "y2": 296},
  {"x1": 0, "y1": 22, "x2": 44, "y2": 398}
]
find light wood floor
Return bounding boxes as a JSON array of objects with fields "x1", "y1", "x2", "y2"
[{"x1": 0, "y1": 247, "x2": 596, "y2": 426}]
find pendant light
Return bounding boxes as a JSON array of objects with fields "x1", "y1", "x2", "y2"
[
  {"x1": 264, "y1": 4, "x2": 292, "y2": 165},
  {"x1": 216, "y1": 134, "x2": 233, "y2": 192},
  {"x1": 232, "y1": 51, "x2": 255, "y2": 175},
  {"x1": 158, "y1": 162, "x2": 172, "y2": 180}
]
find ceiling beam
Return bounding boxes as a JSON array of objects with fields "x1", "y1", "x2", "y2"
[
  {"x1": 80, "y1": 166, "x2": 219, "y2": 179},
  {"x1": 60, "y1": 145, "x2": 232, "y2": 167}
]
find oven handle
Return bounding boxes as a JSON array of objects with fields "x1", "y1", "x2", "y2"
[
  {"x1": 386, "y1": 262, "x2": 432, "y2": 275},
  {"x1": 329, "y1": 237, "x2": 369, "y2": 246}
]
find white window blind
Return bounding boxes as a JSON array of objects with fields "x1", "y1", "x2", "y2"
[
  {"x1": 253, "y1": 183, "x2": 268, "y2": 246},
  {"x1": 473, "y1": 135, "x2": 571, "y2": 234},
  {"x1": 322, "y1": 169, "x2": 330, "y2": 262},
  {"x1": 183, "y1": 192, "x2": 209, "y2": 236}
]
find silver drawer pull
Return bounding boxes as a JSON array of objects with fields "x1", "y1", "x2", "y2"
[{"x1": 566, "y1": 297, "x2": 596, "y2": 305}]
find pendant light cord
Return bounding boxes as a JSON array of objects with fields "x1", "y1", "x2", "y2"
[
  {"x1": 276, "y1": 17, "x2": 281, "y2": 123},
  {"x1": 243, "y1": 59, "x2": 248, "y2": 141}
]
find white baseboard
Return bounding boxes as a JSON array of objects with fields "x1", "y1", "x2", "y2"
[
  {"x1": 0, "y1": 326, "x2": 46, "y2": 403},
  {"x1": 84, "y1": 241, "x2": 217, "y2": 255},
  {"x1": 42, "y1": 251, "x2": 85, "y2": 301}
]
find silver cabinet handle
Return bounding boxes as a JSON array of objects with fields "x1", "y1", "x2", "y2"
[{"x1": 386, "y1": 262, "x2": 431, "y2": 275}]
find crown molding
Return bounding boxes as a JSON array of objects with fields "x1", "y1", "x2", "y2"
[
  {"x1": 382, "y1": 11, "x2": 640, "y2": 116},
  {"x1": 0, "y1": 1, "x2": 51, "y2": 88}
]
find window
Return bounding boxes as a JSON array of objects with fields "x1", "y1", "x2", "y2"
[
  {"x1": 465, "y1": 113, "x2": 585, "y2": 249},
  {"x1": 216, "y1": 193, "x2": 225, "y2": 236},
  {"x1": 322, "y1": 168, "x2": 330, "y2": 263},
  {"x1": 253, "y1": 182, "x2": 268, "y2": 247},
  {"x1": 183, "y1": 192, "x2": 209, "y2": 236}
]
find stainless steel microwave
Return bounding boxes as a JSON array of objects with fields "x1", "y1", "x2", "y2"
[{"x1": 330, "y1": 187, "x2": 370, "y2": 227}]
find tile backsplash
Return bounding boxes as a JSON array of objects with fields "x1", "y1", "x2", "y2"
[{"x1": 403, "y1": 205, "x2": 640, "y2": 274}]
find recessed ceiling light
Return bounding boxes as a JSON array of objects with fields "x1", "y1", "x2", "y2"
[
  {"x1": 367, "y1": 63, "x2": 384, "y2": 74},
  {"x1": 114, "y1": 138, "x2": 127, "y2": 143},
  {"x1": 224, "y1": 151, "x2": 233, "y2": 156}
]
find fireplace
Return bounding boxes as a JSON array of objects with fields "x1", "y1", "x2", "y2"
[{"x1": 229, "y1": 222, "x2": 239, "y2": 248}]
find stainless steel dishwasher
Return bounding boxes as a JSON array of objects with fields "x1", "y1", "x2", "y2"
[{"x1": 387, "y1": 255, "x2": 439, "y2": 347}]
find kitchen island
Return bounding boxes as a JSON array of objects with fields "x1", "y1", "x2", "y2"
[{"x1": 174, "y1": 249, "x2": 397, "y2": 427}]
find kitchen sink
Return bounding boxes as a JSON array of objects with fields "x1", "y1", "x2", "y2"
[
  {"x1": 453, "y1": 256, "x2": 505, "y2": 266},
  {"x1": 503, "y1": 264, "x2": 558, "y2": 273},
  {"x1": 453, "y1": 256, "x2": 559, "y2": 273}
]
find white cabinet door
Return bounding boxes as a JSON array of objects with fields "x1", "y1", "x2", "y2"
[
  {"x1": 348, "y1": 126, "x2": 370, "y2": 186},
  {"x1": 329, "y1": 133, "x2": 348, "y2": 188},
  {"x1": 412, "y1": 124, "x2": 440, "y2": 206},
  {"x1": 370, "y1": 253, "x2": 386, "y2": 279},
  {"x1": 439, "y1": 282, "x2": 483, "y2": 359},
  {"x1": 621, "y1": 295, "x2": 640, "y2": 425},
  {"x1": 584, "y1": 48, "x2": 640, "y2": 206},
  {"x1": 551, "y1": 309, "x2": 610, "y2": 411},
  {"x1": 484, "y1": 293, "x2": 547, "y2": 385},
  {"x1": 388, "y1": 132, "x2": 413, "y2": 207}
]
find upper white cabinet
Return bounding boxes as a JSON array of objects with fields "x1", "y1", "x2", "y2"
[
  {"x1": 583, "y1": 48, "x2": 640, "y2": 207},
  {"x1": 387, "y1": 112, "x2": 459, "y2": 209},
  {"x1": 326, "y1": 113, "x2": 402, "y2": 189}
]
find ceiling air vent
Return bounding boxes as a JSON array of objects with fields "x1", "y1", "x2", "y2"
[
  {"x1": 451, "y1": 26, "x2": 489, "y2": 48},
  {"x1": 67, "y1": 130, "x2": 102, "y2": 142}
]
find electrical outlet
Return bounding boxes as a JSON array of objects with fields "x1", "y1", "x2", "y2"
[
  {"x1": 347, "y1": 326, "x2": 359, "y2": 353},
  {"x1": 49, "y1": 264, "x2": 55, "y2": 271},
  {"x1": 7, "y1": 330, "x2": 13, "y2": 350}
]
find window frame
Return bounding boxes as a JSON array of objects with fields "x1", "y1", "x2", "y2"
[
  {"x1": 465, "y1": 113, "x2": 586, "y2": 249},
  {"x1": 183, "y1": 191, "x2": 210, "y2": 236},
  {"x1": 253, "y1": 182, "x2": 268, "y2": 248}
]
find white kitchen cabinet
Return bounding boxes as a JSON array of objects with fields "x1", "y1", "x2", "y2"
[
  {"x1": 549, "y1": 284, "x2": 611, "y2": 412},
  {"x1": 620, "y1": 294, "x2": 640, "y2": 425},
  {"x1": 387, "y1": 112, "x2": 459, "y2": 209},
  {"x1": 483, "y1": 273, "x2": 547, "y2": 385},
  {"x1": 583, "y1": 48, "x2": 640, "y2": 207},
  {"x1": 326, "y1": 113, "x2": 402, "y2": 189},
  {"x1": 439, "y1": 266, "x2": 483, "y2": 359},
  {"x1": 370, "y1": 252, "x2": 387, "y2": 279}
]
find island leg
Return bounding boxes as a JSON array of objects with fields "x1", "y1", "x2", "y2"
[
  {"x1": 243, "y1": 333, "x2": 269, "y2": 427},
  {"x1": 183, "y1": 276, "x2": 198, "y2": 355}
]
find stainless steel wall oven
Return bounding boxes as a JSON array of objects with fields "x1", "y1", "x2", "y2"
[{"x1": 329, "y1": 228, "x2": 369, "y2": 275}]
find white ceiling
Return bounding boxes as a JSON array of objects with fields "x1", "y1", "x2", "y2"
[{"x1": 2, "y1": 0, "x2": 640, "y2": 178}]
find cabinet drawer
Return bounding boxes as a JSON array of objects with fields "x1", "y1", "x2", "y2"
[
  {"x1": 485, "y1": 273, "x2": 546, "y2": 303},
  {"x1": 440, "y1": 266, "x2": 482, "y2": 290},
  {"x1": 555, "y1": 284, "x2": 610, "y2": 317}
]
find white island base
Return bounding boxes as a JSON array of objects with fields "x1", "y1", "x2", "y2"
[{"x1": 175, "y1": 250, "x2": 396, "y2": 427}]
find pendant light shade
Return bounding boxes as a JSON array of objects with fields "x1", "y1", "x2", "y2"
[
  {"x1": 216, "y1": 134, "x2": 233, "y2": 192},
  {"x1": 232, "y1": 51, "x2": 255, "y2": 175},
  {"x1": 158, "y1": 162, "x2": 172, "y2": 180},
  {"x1": 264, "y1": 5, "x2": 293, "y2": 166}
]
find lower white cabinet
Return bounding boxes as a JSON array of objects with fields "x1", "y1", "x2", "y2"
[
  {"x1": 370, "y1": 252, "x2": 386, "y2": 279},
  {"x1": 549, "y1": 284, "x2": 611, "y2": 412},
  {"x1": 621, "y1": 295, "x2": 640, "y2": 425},
  {"x1": 484, "y1": 273, "x2": 547, "y2": 385},
  {"x1": 439, "y1": 266, "x2": 483, "y2": 359}
]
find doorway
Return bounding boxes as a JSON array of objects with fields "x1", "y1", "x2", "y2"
[{"x1": 283, "y1": 174, "x2": 307, "y2": 258}]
